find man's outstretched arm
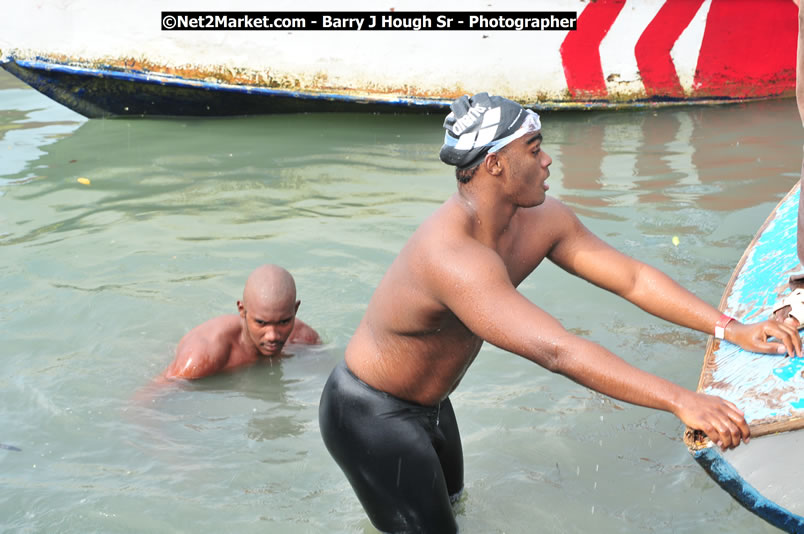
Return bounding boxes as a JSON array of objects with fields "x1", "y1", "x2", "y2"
[
  {"x1": 547, "y1": 203, "x2": 802, "y2": 357},
  {"x1": 432, "y1": 242, "x2": 751, "y2": 449}
]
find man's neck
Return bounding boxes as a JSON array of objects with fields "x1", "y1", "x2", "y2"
[
  {"x1": 455, "y1": 185, "x2": 519, "y2": 248},
  {"x1": 237, "y1": 325, "x2": 261, "y2": 360}
]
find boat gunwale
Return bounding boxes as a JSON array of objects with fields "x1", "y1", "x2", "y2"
[{"x1": 1, "y1": 54, "x2": 780, "y2": 114}]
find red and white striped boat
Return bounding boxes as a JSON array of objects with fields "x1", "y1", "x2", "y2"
[{"x1": 0, "y1": 0, "x2": 797, "y2": 117}]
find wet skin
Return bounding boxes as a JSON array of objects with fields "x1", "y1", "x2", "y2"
[
  {"x1": 346, "y1": 132, "x2": 801, "y2": 450},
  {"x1": 163, "y1": 265, "x2": 321, "y2": 380}
]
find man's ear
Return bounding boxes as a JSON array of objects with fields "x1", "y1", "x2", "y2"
[
  {"x1": 483, "y1": 152, "x2": 503, "y2": 176},
  {"x1": 295, "y1": 300, "x2": 301, "y2": 314},
  {"x1": 237, "y1": 300, "x2": 246, "y2": 317}
]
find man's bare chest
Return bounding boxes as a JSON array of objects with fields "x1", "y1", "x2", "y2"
[{"x1": 498, "y1": 235, "x2": 552, "y2": 287}]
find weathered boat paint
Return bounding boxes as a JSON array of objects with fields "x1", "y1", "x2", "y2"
[
  {"x1": 0, "y1": 0, "x2": 797, "y2": 117},
  {"x1": 693, "y1": 184, "x2": 804, "y2": 435},
  {"x1": 686, "y1": 183, "x2": 804, "y2": 533}
]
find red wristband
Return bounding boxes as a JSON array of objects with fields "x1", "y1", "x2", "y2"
[{"x1": 715, "y1": 314, "x2": 734, "y2": 340}]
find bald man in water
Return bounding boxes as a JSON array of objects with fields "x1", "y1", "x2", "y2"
[{"x1": 163, "y1": 265, "x2": 320, "y2": 379}]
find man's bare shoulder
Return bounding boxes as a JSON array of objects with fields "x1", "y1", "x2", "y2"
[
  {"x1": 417, "y1": 196, "x2": 574, "y2": 253},
  {"x1": 289, "y1": 318, "x2": 322, "y2": 345},
  {"x1": 166, "y1": 315, "x2": 241, "y2": 379},
  {"x1": 364, "y1": 200, "x2": 487, "y2": 324},
  {"x1": 517, "y1": 196, "x2": 587, "y2": 250},
  {"x1": 408, "y1": 203, "x2": 508, "y2": 285},
  {"x1": 520, "y1": 196, "x2": 577, "y2": 225},
  {"x1": 179, "y1": 315, "x2": 242, "y2": 345},
  {"x1": 412, "y1": 197, "x2": 485, "y2": 246}
]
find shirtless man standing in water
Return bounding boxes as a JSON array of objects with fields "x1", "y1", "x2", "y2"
[
  {"x1": 163, "y1": 264, "x2": 320, "y2": 380},
  {"x1": 319, "y1": 93, "x2": 802, "y2": 534}
]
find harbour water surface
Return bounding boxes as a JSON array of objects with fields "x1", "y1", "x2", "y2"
[{"x1": 1, "y1": 70, "x2": 801, "y2": 533}]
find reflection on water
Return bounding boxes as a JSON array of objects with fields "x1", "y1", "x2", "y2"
[
  {"x1": 0, "y1": 69, "x2": 797, "y2": 534},
  {"x1": 553, "y1": 102, "x2": 800, "y2": 214},
  {"x1": 0, "y1": 113, "x2": 450, "y2": 250},
  {"x1": 0, "y1": 72, "x2": 85, "y2": 187}
]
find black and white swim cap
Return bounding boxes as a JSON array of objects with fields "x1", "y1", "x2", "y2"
[{"x1": 439, "y1": 93, "x2": 541, "y2": 170}]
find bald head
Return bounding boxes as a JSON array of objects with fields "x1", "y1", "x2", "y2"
[
  {"x1": 238, "y1": 265, "x2": 302, "y2": 357},
  {"x1": 242, "y1": 264, "x2": 297, "y2": 309}
]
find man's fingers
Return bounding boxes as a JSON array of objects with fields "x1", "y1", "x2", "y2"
[
  {"x1": 687, "y1": 394, "x2": 751, "y2": 449},
  {"x1": 719, "y1": 419, "x2": 740, "y2": 449},
  {"x1": 717, "y1": 403, "x2": 751, "y2": 447},
  {"x1": 723, "y1": 399, "x2": 745, "y2": 418},
  {"x1": 700, "y1": 423, "x2": 721, "y2": 448},
  {"x1": 773, "y1": 321, "x2": 803, "y2": 357},
  {"x1": 761, "y1": 322, "x2": 802, "y2": 357},
  {"x1": 698, "y1": 402, "x2": 750, "y2": 449},
  {"x1": 710, "y1": 415, "x2": 745, "y2": 449},
  {"x1": 753, "y1": 339, "x2": 789, "y2": 356},
  {"x1": 727, "y1": 409, "x2": 751, "y2": 443}
]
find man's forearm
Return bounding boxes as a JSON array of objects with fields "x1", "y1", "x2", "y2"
[
  {"x1": 622, "y1": 263, "x2": 722, "y2": 336},
  {"x1": 552, "y1": 335, "x2": 687, "y2": 415}
]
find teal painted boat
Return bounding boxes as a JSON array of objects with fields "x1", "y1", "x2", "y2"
[{"x1": 685, "y1": 182, "x2": 804, "y2": 533}]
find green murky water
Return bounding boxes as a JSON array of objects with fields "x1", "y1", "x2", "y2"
[{"x1": 1, "y1": 69, "x2": 799, "y2": 533}]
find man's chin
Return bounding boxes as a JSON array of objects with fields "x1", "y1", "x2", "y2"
[{"x1": 259, "y1": 345, "x2": 284, "y2": 357}]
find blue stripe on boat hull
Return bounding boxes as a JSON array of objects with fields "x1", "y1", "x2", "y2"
[
  {"x1": 0, "y1": 59, "x2": 450, "y2": 118},
  {"x1": 692, "y1": 447, "x2": 804, "y2": 533},
  {"x1": 1, "y1": 57, "x2": 765, "y2": 118}
]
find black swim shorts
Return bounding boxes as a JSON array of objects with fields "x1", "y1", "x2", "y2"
[{"x1": 319, "y1": 360, "x2": 464, "y2": 534}]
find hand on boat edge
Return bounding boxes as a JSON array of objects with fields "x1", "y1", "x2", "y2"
[
  {"x1": 728, "y1": 319, "x2": 802, "y2": 358},
  {"x1": 677, "y1": 392, "x2": 750, "y2": 450}
]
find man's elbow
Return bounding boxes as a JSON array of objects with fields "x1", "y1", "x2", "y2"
[
  {"x1": 541, "y1": 335, "x2": 582, "y2": 375},
  {"x1": 535, "y1": 340, "x2": 567, "y2": 374},
  {"x1": 162, "y1": 369, "x2": 185, "y2": 381},
  {"x1": 165, "y1": 353, "x2": 209, "y2": 380}
]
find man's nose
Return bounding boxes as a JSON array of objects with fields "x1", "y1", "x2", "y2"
[{"x1": 263, "y1": 327, "x2": 280, "y2": 341}]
